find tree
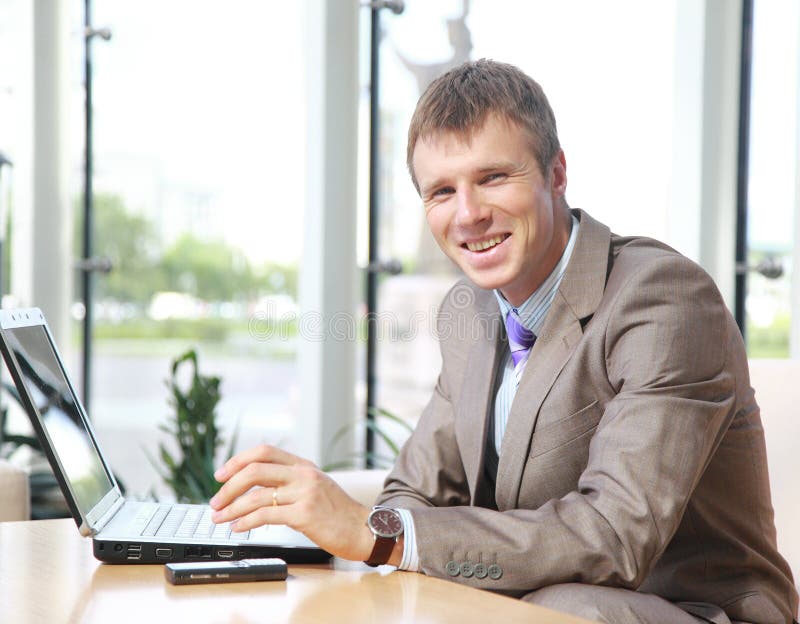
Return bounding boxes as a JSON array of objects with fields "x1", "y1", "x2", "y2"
[
  {"x1": 74, "y1": 193, "x2": 164, "y2": 304},
  {"x1": 261, "y1": 262, "x2": 298, "y2": 298},
  {"x1": 161, "y1": 233, "x2": 257, "y2": 302},
  {"x1": 74, "y1": 193, "x2": 296, "y2": 307}
]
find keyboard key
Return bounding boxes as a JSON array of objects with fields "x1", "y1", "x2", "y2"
[
  {"x1": 137, "y1": 503, "x2": 248, "y2": 541},
  {"x1": 141, "y1": 506, "x2": 170, "y2": 537}
]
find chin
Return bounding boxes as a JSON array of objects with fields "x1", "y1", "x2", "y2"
[{"x1": 462, "y1": 269, "x2": 512, "y2": 293}]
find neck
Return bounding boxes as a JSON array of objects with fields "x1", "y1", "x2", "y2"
[{"x1": 502, "y1": 208, "x2": 573, "y2": 307}]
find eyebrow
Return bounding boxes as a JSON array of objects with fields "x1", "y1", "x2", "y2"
[{"x1": 475, "y1": 160, "x2": 517, "y2": 173}]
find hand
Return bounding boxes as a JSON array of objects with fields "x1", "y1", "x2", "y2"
[{"x1": 208, "y1": 444, "x2": 376, "y2": 562}]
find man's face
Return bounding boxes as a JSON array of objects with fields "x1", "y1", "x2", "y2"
[{"x1": 412, "y1": 114, "x2": 570, "y2": 306}]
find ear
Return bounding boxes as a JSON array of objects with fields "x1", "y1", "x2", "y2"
[{"x1": 549, "y1": 150, "x2": 567, "y2": 197}]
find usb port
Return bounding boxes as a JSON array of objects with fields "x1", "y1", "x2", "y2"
[
  {"x1": 126, "y1": 544, "x2": 142, "y2": 560},
  {"x1": 155, "y1": 548, "x2": 173, "y2": 559},
  {"x1": 217, "y1": 550, "x2": 234, "y2": 558}
]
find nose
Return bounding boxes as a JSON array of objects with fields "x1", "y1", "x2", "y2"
[{"x1": 453, "y1": 185, "x2": 488, "y2": 227}]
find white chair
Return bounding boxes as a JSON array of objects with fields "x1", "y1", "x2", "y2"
[
  {"x1": 327, "y1": 469, "x2": 389, "y2": 508},
  {"x1": 0, "y1": 459, "x2": 29, "y2": 521},
  {"x1": 748, "y1": 358, "x2": 800, "y2": 585}
]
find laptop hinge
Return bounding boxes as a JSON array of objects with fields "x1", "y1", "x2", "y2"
[{"x1": 90, "y1": 494, "x2": 124, "y2": 535}]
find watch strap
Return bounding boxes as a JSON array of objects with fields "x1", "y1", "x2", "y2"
[{"x1": 366, "y1": 535, "x2": 396, "y2": 567}]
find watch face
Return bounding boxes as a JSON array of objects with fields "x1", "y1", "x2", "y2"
[{"x1": 368, "y1": 508, "x2": 403, "y2": 539}]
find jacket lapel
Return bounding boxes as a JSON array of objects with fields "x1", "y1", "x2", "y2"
[
  {"x1": 495, "y1": 210, "x2": 611, "y2": 510},
  {"x1": 454, "y1": 298, "x2": 504, "y2": 504}
]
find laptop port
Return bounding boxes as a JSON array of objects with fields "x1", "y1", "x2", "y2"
[
  {"x1": 217, "y1": 550, "x2": 234, "y2": 558},
  {"x1": 155, "y1": 548, "x2": 173, "y2": 559},
  {"x1": 185, "y1": 546, "x2": 212, "y2": 559},
  {"x1": 126, "y1": 544, "x2": 142, "y2": 560}
]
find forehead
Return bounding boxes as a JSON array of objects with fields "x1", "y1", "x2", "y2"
[{"x1": 412, "y1": 115, "x2": 535, "y2": 173}]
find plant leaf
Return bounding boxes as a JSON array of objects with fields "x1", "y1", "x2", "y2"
[{"x1": 367, "y1": 406, "x2": 414, "y2": 433}]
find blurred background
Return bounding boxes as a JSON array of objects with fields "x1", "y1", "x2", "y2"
[{"x1": 0, "y1": 0, "x2": 797, "y2": 505}]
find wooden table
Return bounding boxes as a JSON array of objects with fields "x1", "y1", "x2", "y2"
[{"x1": 0, "y1": 519, "x2": 595, "y2": 624}]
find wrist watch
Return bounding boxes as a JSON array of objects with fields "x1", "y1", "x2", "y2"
[{"x1": 365, "y1": 507, "x2": 404, "y2": 567}]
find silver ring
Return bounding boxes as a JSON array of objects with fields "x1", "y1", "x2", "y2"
[{"x1": 272, "y1": 488, "x2": 279, "y2": 507}]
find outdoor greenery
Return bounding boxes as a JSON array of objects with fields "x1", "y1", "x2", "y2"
[
  {"x1": 161, "y1": 234, "x2": 256, "y2": 302},
  {"x1": 76, "y1": 193, "x2": 161, "y2": 303},
  {"x1": 94, "y1": 317, "x2": 235, "y2": 342},
  {"x1": 73, "y1": 192, "x2": 298, "y2": 311},
  {"x1": 91, "y1": 317, "x2": 299, "y2": 346},
  {"x1": 147, "y1": 349, "x2": 236, "y2": 503},
  {"x1": 747, "y1": 312, "x2": 791, "y2": 358}
]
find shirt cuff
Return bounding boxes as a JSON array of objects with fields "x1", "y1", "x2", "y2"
[{"x1": 396, "y1": 508, "x2": 420, "y2": 572}]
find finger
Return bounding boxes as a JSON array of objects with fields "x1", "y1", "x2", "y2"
[
  {"x1": 228, "y1": 504, "x2": 293, "y2": 533},
  {"x1": 210, "y1": 462, "x2": 295, "y2": 510},
  {"x1": 214, "y1": 444, "x2": 309, "y2": 482},
  {"x1": 213, "y1": 481, "x2": 302, "y2": 526},
  {"x1": 211, "y1": 487, "x2": 291, "y2": 524}
]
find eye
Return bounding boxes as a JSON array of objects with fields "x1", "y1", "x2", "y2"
[
  {"x1": 481, "y1": 172, "x2": 506, "y2": 184},
  {"x1": 431, "y1": 186, "x2": 455, "y2": 198}
]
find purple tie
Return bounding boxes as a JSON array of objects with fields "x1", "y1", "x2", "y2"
[{"x1": 505, "y1": 310, "x2": 536, "y2": 383}]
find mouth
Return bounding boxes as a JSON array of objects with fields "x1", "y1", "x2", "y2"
[{"x1": 462, "y1": 234, "x2": 510, "y2": 253}]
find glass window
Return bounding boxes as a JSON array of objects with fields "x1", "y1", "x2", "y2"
[
  {"x1": 72, "y1": 1, "x2": 307, "y2": 498},
  {"x1": 745, "y1": 0, "x2": 798, "y2": 357}
]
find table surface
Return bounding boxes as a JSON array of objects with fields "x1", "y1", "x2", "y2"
[{"x1": 0, "y1": 518, "x2": 593, "y2": 624}]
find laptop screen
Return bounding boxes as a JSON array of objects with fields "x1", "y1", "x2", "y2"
[{"x1": 2, "y1": 323, "x2": 114, "y2": 515}]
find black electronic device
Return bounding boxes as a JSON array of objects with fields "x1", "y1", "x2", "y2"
[{"x1": 165, "y1": 558, "x2": 288, "y2": 585}]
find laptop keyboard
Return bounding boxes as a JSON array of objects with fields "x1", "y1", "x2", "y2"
[{"x1": 138, "y1": 505, "x2": 251, "y2": 541}]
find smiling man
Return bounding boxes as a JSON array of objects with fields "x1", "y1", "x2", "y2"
[{"x1": 210, "y1": 60, "x2": 798, "y2": 623}]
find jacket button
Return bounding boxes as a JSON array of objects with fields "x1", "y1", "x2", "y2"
[
  {"x1": 445, "y1": 560, "x2": 460, "y2": 577},
  {"x1": 473, "y1": 563, "x2": 488, "y2": 579},
  {"x1": 487, "y1": 564, "x2": 503, "y2": 580},
  {"x1": 460, "y1": 561, "x2": 474, "y2": 578}
]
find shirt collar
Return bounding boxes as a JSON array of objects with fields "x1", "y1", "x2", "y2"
[{"x1": 494, "y1": 213, "x2": 580, "y2": 336}]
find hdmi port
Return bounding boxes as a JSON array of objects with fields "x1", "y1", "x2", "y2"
[{"x1": 217, "y1": 550, "x2": 234, "y2": 558}]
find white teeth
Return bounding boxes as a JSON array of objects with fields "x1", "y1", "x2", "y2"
[{"x1": 466, "y1": 235, "x2": 505, "y2": 252}]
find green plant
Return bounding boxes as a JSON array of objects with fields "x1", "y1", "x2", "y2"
[
  {"x1": 147, "y1": 349, "x2": 237, "y2": 502},
  {"x1": 322, "y1": 407, "x2": 414, "y2": 471}
]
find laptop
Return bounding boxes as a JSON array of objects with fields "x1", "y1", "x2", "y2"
[{"x1": 0, "y1": 307, "x2": 331, "y2": 564}]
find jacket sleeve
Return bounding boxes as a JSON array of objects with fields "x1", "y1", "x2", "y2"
[
  {"x1": 376, "y1": 285, "x2": 472, "y2": 510},
  {"x1": 379, "y1": 255, "x2": 739, "y2": 595}
]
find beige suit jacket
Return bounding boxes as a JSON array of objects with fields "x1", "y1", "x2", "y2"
[{"x1": 377, "y1": 210, "x2": 798, "y2": 624}]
